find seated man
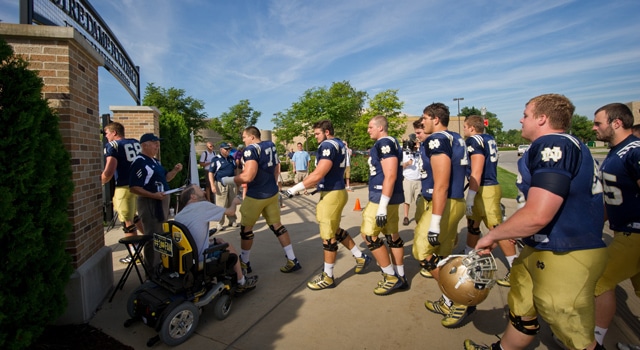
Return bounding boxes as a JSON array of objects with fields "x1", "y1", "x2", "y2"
[{"x1": 175, "y1": 184, "x2": 257, "y2": 293}]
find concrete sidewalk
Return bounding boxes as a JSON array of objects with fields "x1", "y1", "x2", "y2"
[{"x1": 94, "y1": 185, "x2": 640, "y2": 349}]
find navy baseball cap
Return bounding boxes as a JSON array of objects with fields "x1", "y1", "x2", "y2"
[
  {"x1": 140, "y1": 133, "x2": 162, "y2": 143},
  {"x1": 219, "y1": 142, "x2": 231, "y2": 149}
]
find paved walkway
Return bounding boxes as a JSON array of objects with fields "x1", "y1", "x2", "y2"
[{"x1": 94, "y1": 185, "x2": 639, "y2": 349}]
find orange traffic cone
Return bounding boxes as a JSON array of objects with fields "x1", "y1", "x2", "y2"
[{"x1": 353, "y1": 198, "x2": 362, "y2": 211}]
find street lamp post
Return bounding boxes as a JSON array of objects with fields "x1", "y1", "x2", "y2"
[{"x1": 453, "y1": 97, "x2": 464, "y2": 133}]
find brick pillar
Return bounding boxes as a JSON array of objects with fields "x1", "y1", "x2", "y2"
[{"x1": 110, "y1": 106, "x2": 160, "y2": 141}]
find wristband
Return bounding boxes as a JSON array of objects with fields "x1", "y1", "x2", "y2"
[
  {"x1": 466, "y1": 189, "x2": 477, "y2": 206},
  {"x1": 429, "y1": 214, "x2": 442, "y2": 233},
  {"x1": 290, "y1": 182, "x2": 306, "y2": 195}
]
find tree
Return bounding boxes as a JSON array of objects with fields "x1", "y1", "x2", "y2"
[
  {"x1": 142, "y1": 84, "x2": 207, "y2": 189},
  {"x1": 272, "y1": 81, "x2": 366, "y2": 151},
  {"x1": 0, "y1": 38, "x2": 74, "y2": 349},
  {"x1": 460, "y1": 106, "x2": 503, "y2": 136},
  {"x1": 568, "y1": 114, "x2": 595, "y2": 143},
  {"x1": 350, "y1": 89, "x2": 406, "y2": 151},
  {"x1": 209, "y1": 99, "x2": 260, "y2": 146}
]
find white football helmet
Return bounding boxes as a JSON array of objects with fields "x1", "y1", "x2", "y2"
[{"x1": 437, "y1": 250, "x2": 498, "y2": 306}]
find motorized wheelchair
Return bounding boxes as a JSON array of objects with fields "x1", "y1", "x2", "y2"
[{"x1": 125, "y1": 220, "x2": 240, "y2": 346}]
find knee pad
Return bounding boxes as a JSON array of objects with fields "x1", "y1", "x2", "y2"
[
  {"x1": 423, "y1": 254, "x2": 440, "y2": 271},
  {"x1": 365, "y1": 235, "x2": 385, "y2": 251},
  {"x1": 508, "y1": 311, "x2": 540, "y2": 336},
  {"x1": 133, "y1": 215, "x2": 141, "y2": 224},
  {"x1": 384, "y1": 235, "x2": 404, "y2": 248},
  {"x1": 269, "y1": 224, "x2": 288, "y2": 238},
  {"x1": 322, "y1": 239, "x2": 339, "y2": 252},
  {"x1": 467, "y1": 226, "x2": 481, "y2": 236},
  {"x1": 240, "y1": 226, "x2": 254, "y2": 241},
  {"x1": 335, "y1": 228, "x2": 349, "y2": 242}
]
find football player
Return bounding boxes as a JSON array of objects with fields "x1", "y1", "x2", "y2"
[
  {"x1": 464, "y1": 94, "x2": 607, "y2": 350},
  {"x1": 221, "y1": 126, "x2": 301, "y2": 274},
  {"x1": 592, "y1": 103, "x2": 640, "y2": 347},
  {"x1": 360, "y1": 115, "x2": 408, "y2": 295},
  {"x1": 420, "y1": 102, "x2": 470, "y2": 328},
  {"x1": 286, "y1": 120, "x2": 371, "y2": 290}
]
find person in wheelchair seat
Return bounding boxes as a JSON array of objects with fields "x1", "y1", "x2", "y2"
[{"x1": 175, "y1": 184, "x2": 258, "y2": 293}]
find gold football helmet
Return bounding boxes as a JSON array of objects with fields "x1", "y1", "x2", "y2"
[{"x1": 437, "y1": 250, "x2": 497, "y2": 306}]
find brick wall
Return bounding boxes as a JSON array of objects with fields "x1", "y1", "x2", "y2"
[{"x1": 110, "y1": 106, "x2": 160, "y2": 142}]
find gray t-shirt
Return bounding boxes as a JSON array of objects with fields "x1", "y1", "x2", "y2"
[{"x1": 174, "y1": 201, "x2": 225, "y2": 262}]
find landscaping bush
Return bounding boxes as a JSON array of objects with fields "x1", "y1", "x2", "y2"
[
  {"x1": 0, "y1": 39, "x2": 74, "y2": 349},
  {"x1": 350, "y1": 154, "x2": 370, "y2": 183}
]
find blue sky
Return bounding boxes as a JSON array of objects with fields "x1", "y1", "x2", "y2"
[{"x1": 2, "y1": 0, "x2": 639, "y2": 131}]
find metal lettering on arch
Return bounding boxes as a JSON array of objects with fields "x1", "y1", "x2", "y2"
[{"x1": 20, "y1": 0, "x2": 141, "y2": 105}]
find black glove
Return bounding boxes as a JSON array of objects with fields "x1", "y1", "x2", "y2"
[
  {"x1": 375, "y1": 214, "x2": 387, "y2": 228},
  {"x1": 428, "y1": 231, "x2": 440, "y2": 246}
]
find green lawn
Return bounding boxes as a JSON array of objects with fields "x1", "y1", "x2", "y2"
[{"x1": 498, "y1": 166, "x2": 518, "y2": 199}]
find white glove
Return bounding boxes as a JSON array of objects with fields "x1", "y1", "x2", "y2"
[
  {"x1": 286, "y1": 182, "x2": 306, "y2": 198},
  {"x1": 465, "y1": 189, "x2": 477, "y2": 217},
  {"x1": 375, "y1": 195, "x2": 390, "y2": 227},
  {"x1": 221, "y1": 176, "x2": 235, "y2": 186}
]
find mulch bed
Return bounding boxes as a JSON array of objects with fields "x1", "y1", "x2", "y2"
[{"x1": 28, "y1": 324, "x2": 133, "y2": 350}]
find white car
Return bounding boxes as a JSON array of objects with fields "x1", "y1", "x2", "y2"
[{"x1": 517, "y1": 144, "x2": 529, "y2": 156}]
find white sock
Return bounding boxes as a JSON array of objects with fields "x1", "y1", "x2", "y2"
[
  {"x1": 381, "y1": 264, "x2": 395, "y2": 275},
  {"x1": 238, "y1": 276, "x2": 246, "y2": 285},
  {"x1": 506, "y1": 255, "x2": 517, "y2": 268},
  {"x1": 351, "y1": 246, "x2": 363, "y2": 258},
  {"x1": 324, "y1": 263, "x2": 335, "y2": 277},
  {"x1": 594, "y1": 326, "x2": 607, "y2": 345},
  {"x1": 283, "y1": 244, "x2": 296, "y2": 260},
  {"x1": 442, "y1": 294, "x2": 453, "y2": 306},
  {"x1": 240, "y1": 250, "x2": 251, "y2": 264},
  {"x1": 395, "y1": 264, "x2": 405, "y2": 277}
]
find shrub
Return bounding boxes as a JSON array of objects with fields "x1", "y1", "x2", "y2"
[
  {"x1": 0, "y1": 39, "x2": 74, "y2": 349},
  {"x1": 350, "y1": 154, "x2": 370, "y2": 183}
]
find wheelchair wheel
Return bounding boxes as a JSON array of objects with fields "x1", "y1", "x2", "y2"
[
  {"x1": 159, "y1": 301, "x2": 200, "y2": 346},
  {"x1": 213, "y1": 293, "x2": 232, "y2": 320}
]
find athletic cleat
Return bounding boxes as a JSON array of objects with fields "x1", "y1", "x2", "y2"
[
  {"x1": 464, "y1": 339, "x2": 492, "y2": 350},
  {"x1": 420, "y1": 268, "x2": 433, "y2": 278},
  {"x1": 496, "y1": 271, "x2": 511, "y2": 287},
  {"x1": 236, "y1": 275, "x2": 258, "y2": 294},
  {"x1": 280, "y1": 257, "x2": 301, "y2": 273},
  {"x1": 424, "y1": 295, "x2": 450, "y2": 315},
  {"x1": 240, "y1": 260, "x2": 252, "y2": 275},
  {"x1": 373, "y1": 273, "x2": 404, "y2": 295},
  {"x1": 354, "y1": 254, "x2": 372, "y2": 274},
  {"x1": 441, "y1": 304, "x2": 475, "y2": 328},
  {"x1": 398, "y1": 275, "x2": 410, "y2": 290},
  {"x1": 307, "y1": 272, "x2": 335, "y2": 290}
]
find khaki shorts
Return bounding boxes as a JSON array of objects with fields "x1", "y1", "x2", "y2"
[
  {"x1": 469, "y1": 184, "x2": 503, "y2": 228},
  {"x1": 509, "y1": 246, "x2": 607, "y2": 349},
  {"x1": 317, "y1": 190, "x2": 348, "y2": 240},
  {"x1": 360, "y1": 201, "x2": 400, "y2": 236},
  {"x1": 402, "y1": 179, "x2": 421, "y2": 205},
  {"x1": 295, "y1": 171, "x2": 308, "y2": 184},
  {"x1": 344, "y1": 166, "x2": 351, "y2": 179},
  {"x1": 413, "y1": 196, "x2": 433, "y2": 261},
  {"x1": 239, "y1": 194, "x2": 281, "y2": 227},
  {"x1": 113, "y1": 186, "x2": 137, "y2": 222},
  {"x1": 595, "y1": 232, "x2": 640, "y2": 298}
]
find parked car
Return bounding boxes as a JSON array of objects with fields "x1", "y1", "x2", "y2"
[{"x1": 517, "y1": 144, "x2": 530, "y2": 156}]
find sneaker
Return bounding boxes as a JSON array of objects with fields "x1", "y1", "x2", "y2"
[
  {"x1": 216, "y1": 223, "x2": 225, "y2": 232},
  {"x1": 280, "y1": 258, "x2": 301, "y2": 273},
  {"x1": 373, "y1": 273, "x2": 404, "y2": 295},
  {"x1": 424, "y1": 295, "x2": 450, "y2": 315},
  {"x1": 240, "y1": 260, "x2": 252, "y2": 275},
  {"x1": 617, "y1": 343, "x2": 640, "y2": 350},
  {"x1": 464, "y1": 339, "x2": 493, "y2": 350},
  {"x1": 307, "y1": 272, "x2": 335, "y2": 290},
  {"x1": 496, "y1": 271, "x2": 511, "y2": 287},
  {"x1": 420, "y1": 268, "x2": 433, "y2": 278},
  {"x1": 236, "y1": 275, "x2": 258, "y2": 294},
  {"x1": 346, "y1": 187, "x2": 354, "y2": 192},
  {"x1": 119, "y1": 255, "x2": 141, "y2": 265},
  {"x1": 403, "y1": 217, "x2": 409, "y2": 226},
  {"x1": 354, "y1": 254, "x2": 371, "y2": 274},
  {"x1": 441, "y1": 304, "x2": 475, "y2": 328}
]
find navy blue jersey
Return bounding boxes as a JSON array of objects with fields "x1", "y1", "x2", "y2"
[
  {"x1": 600, "y1": 135, "x2": 640, "y2": 233},
  {"x1": 368, "y1": 136, "x2": 404, "y2": 204},
  {"x1": 129, "y1": 154, "x2": 169, "y2": 193},
  {"x1": 243, "y1": 140, "x2": 279, "y2": 199},
  {"x1": 466, "y1": 134, "x2": 499, "y2": 186},
  {"x1": 104, "y1": 138, "x2": 140, "y2": 186},
  {"x1": 425, "y1": 131, "x2": 467, "y2": 199},
  {"x1": 209, "y1": 154, "x2": 236, "y2": 181},
  {"x1": 516, "y1": 133, "x2": 605, "y2": 251},
  {"x1": 418, "y1": 142, "x2": 434, "y2": 200},
  {"x1": 316, "y1": 138, "x2": 346, "y2": 191}
]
